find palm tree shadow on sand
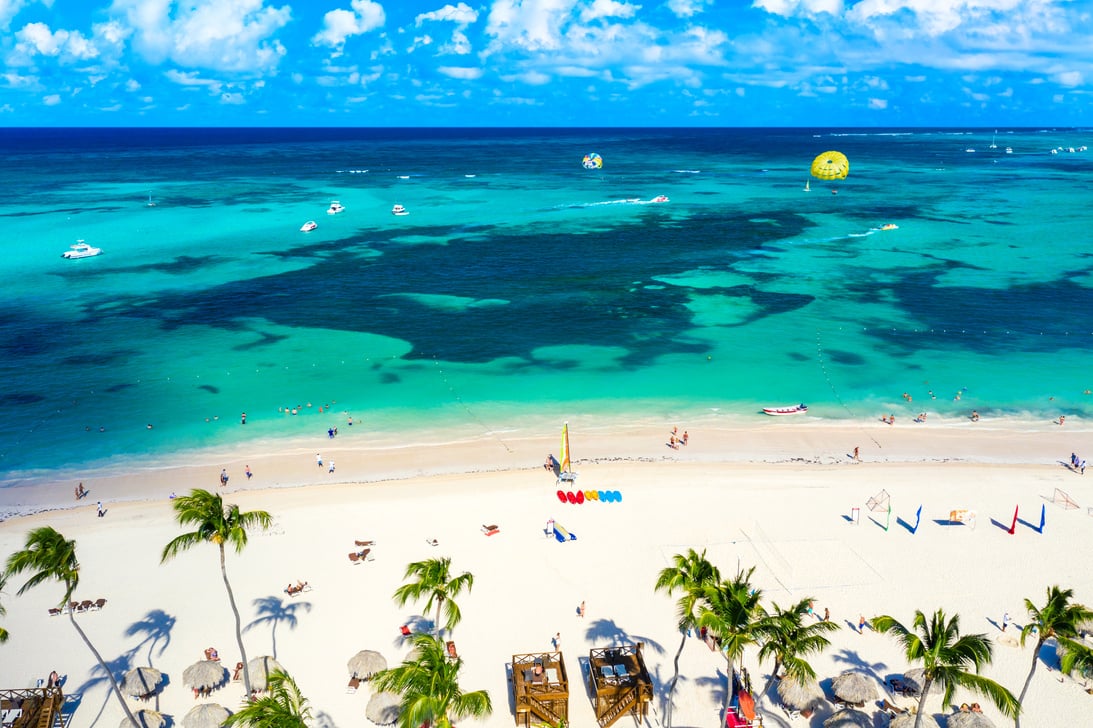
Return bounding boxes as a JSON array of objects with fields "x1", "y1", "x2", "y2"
[
  {"x1": 578, "y1": 618, "x2": 665, "y2": 719},
  {"x1": 125, "y1": 609, "x2": 178, "y2": 667},
  {"x1": 244, "y1": 595, "x2": 313, "y2": 659}
]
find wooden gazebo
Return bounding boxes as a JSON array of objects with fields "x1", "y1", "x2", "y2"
[
  {"x1": 1, "y1": 687, "x2": 65, "y2": 728},
  {"x1": 510, "y1": 652, "x2": 568, "y2": 728},
  {"x1": 588, "y1": 643, "x2": 653, "y2": 728}
]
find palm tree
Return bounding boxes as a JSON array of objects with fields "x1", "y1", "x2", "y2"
[
  {"x1": 873, "y1": 608, "x2": 1019, "y2": 728},
  {"x1": 1016, "y1": 585, "x2": 1093, "y2": 726},
  {"x1": 4, "y1": 527, "x2": 140, "y2": 726},
  {"x1": 393, "y1": 557, "x2": 474, "y2": 637},
  {"x1": 697, "y1": 566, "x2": 766, "y2": 719},
  {"x1": 756, "y1": 597, "x2": 839, "y2": 699},
  {"x1": 653, "y1": 548, "x2": 721, "y2": 726},
  {"x1": 0, "y1": 571, "x2": 9, "y2": 644},
  {"x1": 224, "y1": 668, "x2": 310, "y2": 728},
  {"x1": 161, "y1": 489, "x2": 272, "y2": 695},
  {"x1": 372, "y1": 633, "x2": 492, "y2": 728}
]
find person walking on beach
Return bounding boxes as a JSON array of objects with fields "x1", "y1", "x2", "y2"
[
  {"x1": 328, "y1": 460, "x2": 336, "y2": 473},
  {"x1": 245, "y1": 465, "x2": 252, "y2": 479},
  {"x1": 1002, "y1": 611, "x2": 1010, "y2": 632},
  {"x1": 578, "y1": 600, "x2": 585, "y2": 618},
  {"x1": 316, "y1": 453, "x2": 323, "y2": 467},
  {"x1": 823, "y1": 607, "x2": 830, "y2": 622},
  {"x1": 96, "y1": 501, "x2": 104, "y2": 518},
  {"x1": 552, "y1": 632, "x2": 560, "y2": 650},
  {"x1": 220, "y1": 469, "x2": 229, "y2": 487},
  {"x1": 853, "y1": 446, "x2": 860, "y2": 461},
  {"x1": 859, "y1": 614, "x2": 867, "y2": 634}
]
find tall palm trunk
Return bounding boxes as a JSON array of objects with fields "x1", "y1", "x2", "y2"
[
  {"x1": 663, "y1": 632, "x2": 687, "y2": 728},
  {"x1": 758, "y1": 657, "x2": 782, "y2": 708},
  {"x1": 68, "y1": 609, "x2": 140, "y2": 726},
  {"x1": 220, "y1": 544, "x2": 252, "y2": 695},
  {"x1": 435, "y1": 597, "x2": 444, "y2": 638},
  {"x1": 723, "y1": 656, "x2": 735, "y2": 720},
  {"x1": 914, "y1": 676, "x2": 933, "y2": 728},
  {"x1": 1015, "y1": 639, "x2": 1044, "y2": 728}
]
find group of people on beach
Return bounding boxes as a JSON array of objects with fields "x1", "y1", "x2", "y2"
[
  {"x1": 668, "y1": 427, "x2": 689, "y2": 449},
  {"x1": 1070, "y1": 452, "x2": 1086, "y2": 474}
]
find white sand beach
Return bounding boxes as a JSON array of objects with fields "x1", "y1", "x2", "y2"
[{"x1": 2, "y1": 418, "x2": 1092, "y2": 728}]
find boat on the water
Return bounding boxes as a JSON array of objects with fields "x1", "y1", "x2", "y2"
[
  {"x1": 762, "y1": 404, "x2": 807, "y2": 416},
  {"x1": 62, "y1": 240, "x2": 102, "y2": 259},
  {"x1": 650, "y1": 195, "x2": 669, "y2": 203},
  {"x1": 300, "y1": 220, "x2": 317, "y2": 232},
  {"x1": 392, "y1": 204, "x2": 409, "y2": 216},
  {"x1": 879, "y1": 223, "x2": 899, "y2": 231},
  {"x1": 327, "y1": 201, "x2": 345, "y2": 215}
]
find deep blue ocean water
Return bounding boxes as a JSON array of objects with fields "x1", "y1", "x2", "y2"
[{"x1": 2, "y1": 127, "x2": 1092, "y2": 484}]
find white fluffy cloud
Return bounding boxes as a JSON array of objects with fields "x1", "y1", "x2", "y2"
[
  {"x1": 438, "y1": 65, "x2": 483, "y2": 79},
  {"x1": 312, "y1": 0, "x2": 385, "y2": 52},
  {"x1": 112, "y1": 0, "x2": 290, "y2": 73},
  {"x1": 13, "y1": 22, "x2": 99, "y2": 62},
  {"x1": 666, "y1": 0, "x2": 711, "y2": 17},
  {"x1": 415, "y1": 2, "x2": 478, "y2": 54},
  {"x1": 580, "y1": 0, "x2": 641, "y2": 22}
]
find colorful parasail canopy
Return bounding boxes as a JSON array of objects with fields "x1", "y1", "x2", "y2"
[
  {"x1": 582, "y1": 152, "x2": 603, "y2": 169},
  {"x1": 810, "y1": 151, "x2": 849, "y2": 181}
]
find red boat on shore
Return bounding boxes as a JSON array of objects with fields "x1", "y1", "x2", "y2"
[{"x1": 762, "y1": 403, "x2": 807, "y2": 416}]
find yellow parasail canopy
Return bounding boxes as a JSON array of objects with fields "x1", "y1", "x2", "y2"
[{"x1": 810, "y1": 151, "x2": 849, "y2": 181}]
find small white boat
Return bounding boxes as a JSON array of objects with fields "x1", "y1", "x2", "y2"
[
  {"x1": 1005, "y1": 147, "x2": 1013, "y2": 154},
  {"x1": 392, "y1": 204, "x2": 409, "y2": 216},
  {"x1": 965, "y1": 148, "x2": 976, "y2": 153},
  {"x1": 762, "y1": 403, "x2": 807, "y2": 416},
  {"x1": 300, "y1": 221, "x2": 317, "y2": 232},
  {"x1": 62, "y1": 240, "x2": 102, "y2": 259},
  {"x1": 327, "y1": 201, "x2": 345, "y2": 215},
  {"x1": 650, "y1": 195, "x2": 669, "y2": 203}
]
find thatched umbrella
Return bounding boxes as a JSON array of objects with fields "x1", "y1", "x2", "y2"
[
  {"x1": 903, "y1": 667, "x2": 941, "y2": 696},
  {"x1": 121, "y1": 709, "x2": 165, "y2": 728},
  {"x1": 182, "y1": 704, "x2": 232, "y2": 728},
  {"x1": 891, "y1": 713, "x2": 940, "y2": 728},
  {"x1": 948, "y1": 711, "x2": 997, "y2": 728},
  {"x1": 347, "y1": 650, "x2": 387, "y2": 679},
  {"x1": 246, "y1": 656, "x2": 284, "y2": 691},
  {"x1": 777, "y1": 675, "x2": 824, "y2": 712},
  {"x1": 823, "y1": 708, "x2": 871, "y2": 728},
  {"x1": 365, "y1": 692, "x2": 401, "y2": 726},
  {"x1": 183, "y1": 660, "x2": 228, "y2": 693},
  {"x1": 831, "y1": 671, "x2": 878, "y2": 704},
  {"x1": 122, "y1": 667, "x2": 164, "y2": 698}
]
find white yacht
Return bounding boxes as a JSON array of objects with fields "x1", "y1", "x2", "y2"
[
  {"x1": 300, "y1": 220, "x2": 318, "y2": 232},
  {"x1": 327, "y1": 201, "x2": 345, "y2": 215},
  {"x1": 62, "y1": 240, "x2": 102, "y2": 259},
  {"x1": 392, "y1": 204, "x2": 409, "y2": 216}
]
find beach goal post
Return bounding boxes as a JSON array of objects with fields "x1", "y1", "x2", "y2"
[
  {"x1": 866, "y1": 489, "x2": 890, "y2": 512},
  {"x1": 1053, "y1": 488, "x2": 1079, "y2": 510}
]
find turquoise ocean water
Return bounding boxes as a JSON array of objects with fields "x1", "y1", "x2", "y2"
[{"x1": 2, "y1": 127, "x2": 1092, "y2": 485}]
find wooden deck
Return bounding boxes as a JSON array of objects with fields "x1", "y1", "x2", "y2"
[
  {"x1": 587, "y1": 644, "x2": 653, "y2": 728},
  {"x1": 510, "y1": 652, "x2": 568, "y2": 728},
  {"x1": 1, "y1": 688, "x2": 64, "y2": 728}
]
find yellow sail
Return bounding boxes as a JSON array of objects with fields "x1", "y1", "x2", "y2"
[{"x1": 559, "y1": 422, "x2": 571, "y2": 474}]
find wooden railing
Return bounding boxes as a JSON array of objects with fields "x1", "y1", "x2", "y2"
[{"x1": 596, "y1": 685, "x2": 637, "y2": 728}]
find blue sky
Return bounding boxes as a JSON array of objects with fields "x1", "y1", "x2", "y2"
[{"x1": 1, "y1": 0, "x2": 1091, "y2": 126}]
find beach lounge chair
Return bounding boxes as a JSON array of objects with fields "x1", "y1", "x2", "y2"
[
  {"x1": 48, "y1": 607, "x2": 62, "y2": 617},
  {"x1": 91, "y1": 598, "x2": 107, "y2": 611},
  {"x1": 346, "y1": 677, "x2": 360, "y2": 694},
  {"x1": 348, "y1": 549, "x2": 372, "y2": 563},
  {"x1": 481, "y1": 524, "x2": 500, "y2": 536},
  {"x1": 400, "y1": 624, "x2": 412, "y2": 636},
  {"x1": 446, "y1": 641, "x2": 458, "y2": 660},
  {"x1": 77, "y1": 600, "x2": 93, "y2": 612},
  {"x1": 425, "y1": 538, "x2": 438, "y2": 546},
  {"x1": 232, "y1": 662, "x2": 244, "y2": 682},
  {"x1": 354, "y1": 540, "x2": 374, "y2": 547}
]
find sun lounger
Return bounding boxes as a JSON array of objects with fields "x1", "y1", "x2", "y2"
[
  {"x1": 348, "y1": 549, "x2": 372, "y2": 563},
  {"x1": 446, "y1": 641, "x2": 458, "y2": 659},
  {"x1": 881, "y1": 699, "x2": 907, "y2": 715},
  {"x1": 346, "y1": 677, "x2": 360, "y2": 694},
  {"x1": 481, "y1": 524, "x2": 500, "y2": 536},
  {"x1": 400, "y1": 624, "x2": 412, "y2": 636},
  {"x1": 77, "y1": 600, "x2": 93, "y2": 613},
  {"x1": 91, "y1": 598, "x2": 106, "y2": 611},
  {"x1": 425, "y1": 538, "x2": 438, "y2": 546},
  {"x1": 48, "y1": 607, "x2": 62, "y2": 617},
  {"x1": 354, "y1": 540, "x2": 374, "y2": 547}
]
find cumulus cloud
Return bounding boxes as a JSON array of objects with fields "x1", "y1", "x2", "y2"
[
  {"x1": 485, "y1": 0, "x2": 573, "y2": 52},
  {"x1": 14, "y1": 22, "x2": 99, "y2": 62},
  {"x1": 666, "y1": 0, "x2": 711, "y2": 17},
  {"x1": 43, "y1": 93, "x2": 60, "y2": 105},
  {"x1": 754, "y1": 0, "x2": 843, "y2": 17},
  {"x1": 580, "y1": 0, "x2": 641, "y2": 22},
  {"x1": 312, "y1": 0, "x2": 384, "y2": 53},
  {"x1": 438, "y1": 65, "x2": 483, "y2": 79},
  {"x1": 416, "y1": 2, "x2": 477, "y2": 25},
  {"x1": 112, "y1": 0, "x2": 290, "y2": 73}
]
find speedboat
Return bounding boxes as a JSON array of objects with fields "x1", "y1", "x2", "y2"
[
  {"x1": 392, "y1": 204, "x2": 409, "y2": 216},
  {"x1": 62, "y1": 240, "x2": 102, "y2": 259},
  {"x1": 300, "y1": 220, "x2": 317, "y2": 232},
  {"x1": 879, "y1": 223, "x2": 899, "y2": 231},
  {"x1": 650, "y1": 195, "x2": 669, "y2": 203},
  {"x1": 762, "y1": 403, "x2": 807, "y2": 416},
  {"x1": 327, "y1": 201, "x2": 345, "y2": 215}
]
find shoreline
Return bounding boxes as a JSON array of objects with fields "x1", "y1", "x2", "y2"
[{"x1": 1, "y1": 412, "x2": 1085, "y2": 522}]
